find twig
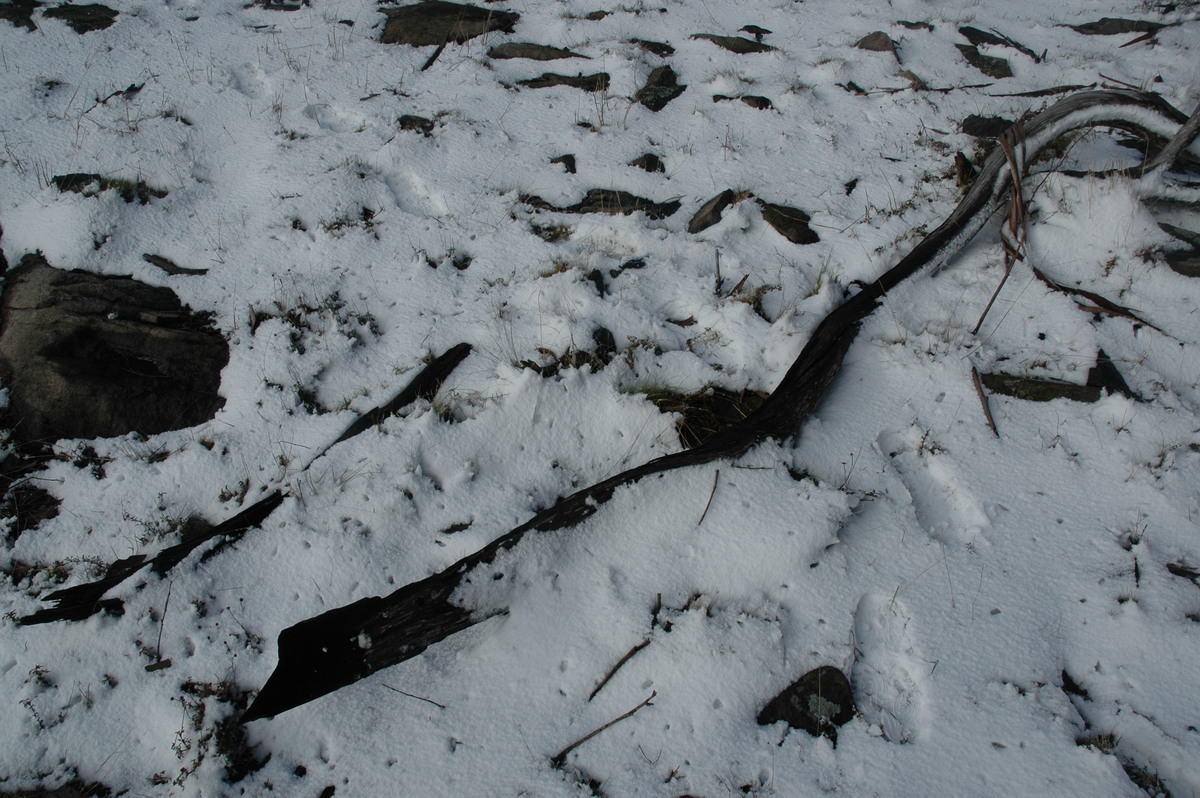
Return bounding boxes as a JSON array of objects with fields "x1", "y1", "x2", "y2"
[
  {"x1": 551, "y1": 691, "x2": 656, "y2": 767},
  {"x1": 714, "y1": 250, "x2": 722, "y2": 296},
  {"x1": 155, "y1": 580, "x2": 173, "y2": 661},
  {"x1": 971, "y1": 367, "x2": 999, "y2": 437},
  {"x1": 973, "y1": 124, "x2": 1028, "y2": 335},
  {"x1": 382, "y1": 683, "x2": 446, "y2": 710},
  {"x1": 698, "y1": 469, "x2": 719, "y2": 526},
  {"x1": 1029, "y1": 267, "x2": 1164, "y2": 332},
  {"x1": 420, "y1": 40, "x2": 447, "y2": 72},
  {"x1": 588, "y1": 640, "x2": 650, "y2": 701}
]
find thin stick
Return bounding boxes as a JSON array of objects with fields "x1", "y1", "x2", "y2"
[
  {"x1": 973, "y1": 125, "x2": 1027, "y2": 335},
  {"x1": 588, "y1": 640, "x2": 650, "y2": 702},
  {"x1": 155, "y1": 580, "x2": 173, "y2": 661},
  {"x1": 698, "y1": 469, "x2": 719, "y2": 526},
  {"x1": 382, "y1": 683, "x2": 446, "y2": 710},
  {"x1": 551, "y1": 691, "x2": 656, "y2": 767},
  {"x1": 971, "y1": 367, "x2": 999, "y2": 437}
]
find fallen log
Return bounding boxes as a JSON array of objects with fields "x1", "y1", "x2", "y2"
[
  {"x1": 243, "y1": 90, "x2": 1198, "y2": 721},
  {"x1": 20, "y1": 343, "x2": 473, "y2": 625}
]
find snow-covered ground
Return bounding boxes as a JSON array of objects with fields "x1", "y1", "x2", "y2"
[{"x1": 1, "y1": 0, "x2": 1199, "y2": 795}]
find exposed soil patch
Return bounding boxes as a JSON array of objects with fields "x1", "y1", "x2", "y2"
[
  {"x1": 51, "y1": 173, "x2": 167, "y2": 204},
  {"x1": 690, "y1": 33, "x2": 776, "y2": 53},
  {"x1": 635, "y1": 65, "x2": 686, "y2": 111},
  {"x1": 955, "y1": 44, "x2": 1012, "y2": 79},
  {"x1": 0, "y1": 0, "x2": 40, "y2": 31}
]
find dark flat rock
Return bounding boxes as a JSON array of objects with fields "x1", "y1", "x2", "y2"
[
  {"x1": 635, "y1": 65, "x2": 686, "y2": 111},
  {"x1": 0, "y1": 0, "x2": 40, "y2": 31},
  {"x1": 381, "y1": 1, "x2": 518, "y2": 46},
  {"x1": 631, "y1": 38, "x2": 674, "y2": 57},
  {"x1": 980, "y1": 373, "x2": 1101, "y2": 403},
  {"x1": 488, "y1": 42, "x2": 586, "y2": 60},
  {"x1": 758, "y1": 200, "x2": 819, "y2": 244},
  {"x1": 522, "y1": 189, "x2": 680, "y2": 220},
  {"x1": 517, "y1": 72, "x2": 610, "y2": 92},
  {"x1": 955, "y1": 44, "x2": 1012, "y2": 79},
  {"x1": 690, "y1": 33, "x2": 776, "y2": 54},
  {"x1": 629, "y1": 153, "x2": 664, "y2": 173},
  {"x1": 758, "y1": 666, "x2": 856, "y2": 742},
  {"x1": 44, "y1": 3, "x2": 116, "y2": 33},
  {"x1": 688, "y1": 189, "x2": 737, "y2": 234},
  {"x1": 0, "y1": 256, "x2": 227, "y2": 444},
  {"x1": 855, "y1": 31, "x2": 896, "y2": 54},
  {"x1": 1068, "y1": 18, "x2": 1167, "y2": 36},
  {"x1": 961, "y1": 114, "x2": 1014, "y2": 138}
]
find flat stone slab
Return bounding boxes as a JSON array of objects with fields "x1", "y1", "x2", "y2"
[
  {"x1": 0, "y1": 257, "x2": 228, "y2": 444},
  {"x1": 381, "y1": 1, "x2": 518, "y2": 46}
]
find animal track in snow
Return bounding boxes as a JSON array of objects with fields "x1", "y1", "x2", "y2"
[
  {"x1": 852, "y1": 592, "x2": 928, "y2": 743},
  {"x1": 878, "y1": 426, "x2": 989, "y2": 546}
]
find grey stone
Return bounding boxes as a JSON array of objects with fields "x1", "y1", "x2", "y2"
[{"x1": 0, "y1": 256, "x2": 228, "y2": 444}]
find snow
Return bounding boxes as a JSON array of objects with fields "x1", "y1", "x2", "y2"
[{"x1": 1, "y1": 0, "x2": 1199, "y2": 795}]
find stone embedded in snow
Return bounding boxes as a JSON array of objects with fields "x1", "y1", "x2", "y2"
[
  {"x1": 961, "y1": 114, "x2": 1014, "y2": 138},
  {"x1": 1068, "y1": 18, "x2": 1168, "y2": 36},
  {"x1": 690, "y1": 33, "x2": 777, "y2": 54},
  {"x1": 855, "y1": 31, "x2": 897, "y2": 54},
  {"x1": 688, "y1": 189, "x2": 737, "y2": 234},
  {"x1": 518, "y1": 72, "x2": 610, "y2": 92},
  {"x1": 635, "y1": 65, "x2": 686, "y2": 111},
  {"x1": 0, "y1": 0, "x2": 39, "y2": 31},
  {"x1": 0, "y1": 256, "x2": 228, "y2": 445},
  {"x1": 521, "y1": 189, "x2": 681, "y2": 220},
  {"x1": 43, "y1": 3, "x2": 117, "y2": 34},
  {"x1": 955, "y1": 44, "x2": 1012, "y2": 78},
  {"x1": 629, "y1": 153, "x2": 665, "y2": 173},
  {"x1": 630, "y1": 38, "x2": 674, "y2": 57},
  {"x1": 758, "y1": 666, "x2": 856, "y2": 742},
  {"x1": 380, "y1": 1, "x2": 518, "y2": 46},
  {"x1": 757, "y1": 200, "x2": 819, "y2": 244},
  {"x1": 488, "y1": 42, "x2": 586, "y2": 60},
  {"x1": 980, "y1": 373, "x2": 1101, "y2": 404}
]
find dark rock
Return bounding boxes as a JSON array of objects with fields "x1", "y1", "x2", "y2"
[
  {"x1": 142, "y1": 253, "x2": 207, "y2": 276},
  {"x1": 739, "y1": 25, "x2": 771, "y2": 42},
  {"x1": 1159, "y1": 223, "x2": 1200, "y2": 249},
  {"x1": 844, "y1": 178, "x2": 858, "y2": 195},
  {"x1": 898, "y1": 20, "x2": 934, "y2": 31},
  {"x1": 252, "y1": 0, "x2": 310, "y2": 9},
  {"x1": 521, "y1": 189, "x2": 680, "y2": 220},
  {"x1": 52, "y1": 173, "x2": 167, "y2": 204},
  {"x1": 0, "y1": 0, "x2": 40, "y2": 31},
  {"x1": 955, "y1": 44, "x2": 1012, "y2": 79},
  {"x1": 690, "y1": 33, "x2": 776, "y2": 54},
  {"x1": 1164, "y1": 249, "x2": 1200, "y2": 277},
  {"x1": 399, "y1": 114, "x2": 435, "y2": 135},
  {"x1": 488, "y1": 42, "x2": 586, "y2": 60},
  {"x1": 980, "y1": 373, "x2": 1102, "y2": 403},
  {"x1": 1068, "y1": 18, "x2": 1167, "y2": 36},
  {"x1": 0, "y1": 257, "x2": 228, "y2": 444},
  {"x1": 629, "y1": 153, "x2": 664, "y2": 173},
  {"x1": 960, "y1": 114, "x2": 1014, "y2": 138},
  {"x1": 518, "y1": 72, "x2": 610, "y2": 92},
  {"x1": 584, "y1": 10, "x2": 608, "y2": 21},
  {"x1": 758, "y1": 200, "x2": 819, "y2": 244},
  {"x1": 757, "y1": 666, "x2": 856, "y2": 742},
  {"x1": 635, "y1": 65, "x2": 686, "y2": 112},
  {"x1": 958, "y1": 26, "x2": 1041, "y2": 62},
  {"x1": 630, "y1": 38, "x2": 674, "y2": 57},
  {"x1": 688, "y1": 189, "x2": 737, "y2": 234},
  {"x1": 855, "y1": 31, "x2": 896, "y2": 54},
  {"x1": 740, "y1": 95, "x2": 773, "y2": 110},
  {"x1": 380, "y1": 1, "x2": 518, "y2": 46},
  {"x1": 43, "y1": 3, "x2": 116, "y2": 33},
  {"x1": 591, "y1": 326, "x2": 617, "y2": 366},
  {"x1": 585, "y1": 268, "x2": 606, "y2": 296},
  {"x1": 550, "y1": 154, "x2": 576, "y2": 173}
]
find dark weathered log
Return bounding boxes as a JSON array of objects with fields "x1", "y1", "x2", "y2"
[
  {"x1": 245, "y1": 91, "x2": 1198, "y2": 721},
  {"x1": 19, "y1": 344, "x2": 473, "y2": 625}
]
